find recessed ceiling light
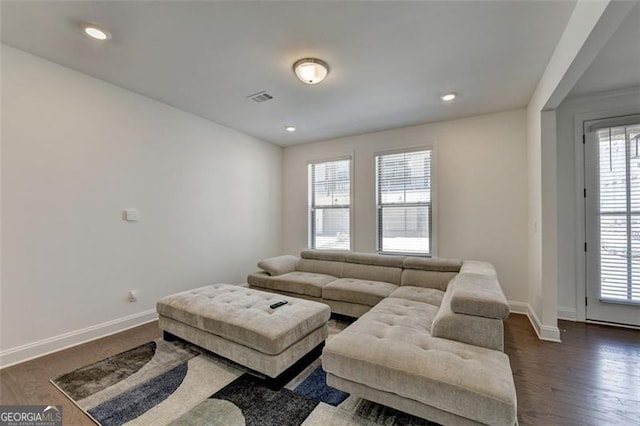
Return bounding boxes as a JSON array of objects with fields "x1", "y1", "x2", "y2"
[
  {"x1": 81, "y1": 23, "x2": 111, "y2": 40},
  {"x1": 285, "y1": 126, "x2": 296, "y2": 132},
  {"x1": 441, "y1": 92, "x2": 457, "y2": 102},
  {"x1": 293, "y1": 58, "x2": 329, "y2": 85}
]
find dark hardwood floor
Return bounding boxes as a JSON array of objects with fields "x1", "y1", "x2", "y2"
[
  {"x1": 0, "y1": 322, "x2": 161, "y2": 425},
  {"x1": 506, "y1": 315, "x2": 639, "y2": 426},
  {"x1": 1, "y1": 314, "x2": 638, "y2": 425}
]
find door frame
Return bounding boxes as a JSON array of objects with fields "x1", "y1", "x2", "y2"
[{"x1": 574, "y1": 106, "x2": 640, "y2": 323}]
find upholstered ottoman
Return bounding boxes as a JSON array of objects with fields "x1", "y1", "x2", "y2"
[{"x1": 157, "y1": 284, "x2": 330, "y2": 379}]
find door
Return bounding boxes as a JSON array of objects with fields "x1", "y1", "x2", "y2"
[{"x1": 585, "y1": 115, "x2": 640, "y2": 327}]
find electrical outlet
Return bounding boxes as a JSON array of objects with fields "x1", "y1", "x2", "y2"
[{"x1": 128, "y1": 290, "x2": 138, "y2": 302}]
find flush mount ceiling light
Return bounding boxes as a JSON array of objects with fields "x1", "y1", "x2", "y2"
[
  {"x1": 293, "y1": 58, "x2": 329, "y2": 85},
  {"x1": 81, "y1": 23, "x2": 111, "y2": 40},
  {"x1": 285, "y1": 126, "x2": 296, "y2": 132},
  {"x1": 440, "y1": 92, "x2": 457, "y2": 102}
]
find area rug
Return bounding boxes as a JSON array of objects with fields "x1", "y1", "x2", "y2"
[{"x1": 51, "y1": 338, "x2": 435, "y2": 425}]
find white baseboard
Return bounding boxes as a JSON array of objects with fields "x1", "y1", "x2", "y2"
[
  {"x1": 557, "y1": 306, "x2": 577, "y2": 321},
  {"x1": 508, "y1": 301, "x2": 561, "y2": 342},
  {"x1": 0, "y1": 309, "x2": 158, "y2": 369},
  {"x1": 508, "y1": 301, "x2": 529, "y2": 314}
]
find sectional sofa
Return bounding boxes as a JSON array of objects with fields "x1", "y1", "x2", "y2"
[
  {"x1": 248, "y1": 249, "x2": 510, "y2": 351},
  {"x1": 248, "y1": 250, "x2": 517, "y2": 425}
]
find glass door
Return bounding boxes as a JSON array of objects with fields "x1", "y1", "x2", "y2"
[{"x1": 584, "y1": 116, "x2": 640, "y2": 326}]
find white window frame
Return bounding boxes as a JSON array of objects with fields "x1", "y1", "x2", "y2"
[
  {"x1": 374, "y1": 146, "x2": 436, "y2": 257},
  {"x1": 308, "y1": 155, "x2": 354, "y2": 251}
]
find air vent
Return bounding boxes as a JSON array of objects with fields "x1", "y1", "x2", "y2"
[{"x1": 247, "y1": 91, "x2": 274, "y2": 103}]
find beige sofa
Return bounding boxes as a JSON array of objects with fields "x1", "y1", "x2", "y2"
[
  {"x1": 249, "y1": 250, "x2": 517, "y2": 425},
  {"x1": 248, "y1": 249, "x2": 510, "y2": 351}
]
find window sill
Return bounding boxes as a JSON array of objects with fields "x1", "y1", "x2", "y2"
[{"x1": 377, "y1": 251, "x2": 432, "y2": 258}]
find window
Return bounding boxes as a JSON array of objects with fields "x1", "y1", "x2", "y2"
[
  {"x1": 309, "y1": 158, "x2": 351, "y2": 250},
  {"x1": 376, "y1": 149, "x2": 432, "y2": 255}
]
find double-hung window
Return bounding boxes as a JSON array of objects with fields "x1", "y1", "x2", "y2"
[
  {"x1": 308, "y1": 158, "x2": 351, "y2": 250},
  {"x1": 375, "y1": 149, "x2": 432, "y2": 255}
]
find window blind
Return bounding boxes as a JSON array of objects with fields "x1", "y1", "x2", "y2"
[
  {"x1": 375, "y1": 150, "x2": 432, "y2": 255},
  {"x1": 309, "y1": 158, "x2": 351, "y2": 250},
  {"x1": 598, "y1": 122, "x2": 640, "y2": 303}
]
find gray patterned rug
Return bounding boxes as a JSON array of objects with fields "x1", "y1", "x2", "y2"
[{"x1": 51, "y1": 338, "x2": 435, "y2": 425}]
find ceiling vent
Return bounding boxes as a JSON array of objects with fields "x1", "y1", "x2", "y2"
[{"x1": 247, "y1": 91, "x2": 274, "y2": 103}]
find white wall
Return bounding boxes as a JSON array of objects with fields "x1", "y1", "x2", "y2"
[
  {"x1": 282, "y1": 109, "x2": 528, "y2": 303},
  {"x1": 1, "y1": 46, "x2": 282, "y2": 365},
  {"x1": 556, "y1": 88, "x2": 640, "y2": 320}
]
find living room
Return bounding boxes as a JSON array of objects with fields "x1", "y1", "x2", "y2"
[{"x1": 1, "y1": 1, "x2": 639, "y2": 425}]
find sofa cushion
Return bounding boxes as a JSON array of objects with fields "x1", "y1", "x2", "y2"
[
  {"x1": 157, "y1": 284, "x2": 330, "y2": 355},
  {"x1": 297, "y1": 258, "x2": 345, "y2": 278},
  {"x1": 323, "y1": 298, "x2": 516, "y2": 426},
  {"x1": 400, "y1": 269, "x2": 457, "y2": 291},
  {"x1": 450, "y1": 273, "x2": 510, "y2": 319},
  {"x1": 300, "y1": 250, "x2": 348, "y2": 262},
  {"x1": 269, "y1": 271, "x2": 336, "y2": 298},
  {"x1": 331, "y1": 297, "x2": 439, "y2": 337},
  {"x1": 258, "y1": 255, "x2": 298, "y2": 276},
  {"x1": 403, "y1": 257, "x2": 462, "y2": 272},
  {"x1": 342, "y1": 262, "x2": 402, "y2": 284},
  {"x1": 322, "y1": 278, "x2": 398, "y2": 306},
  {"x1": 388, "y1": 286, "x2": 444, "y2": 307},
  {"x1": 345, "y1": 252, "x2": 404, "y2": 268}
]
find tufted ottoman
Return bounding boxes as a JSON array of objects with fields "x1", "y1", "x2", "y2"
[
  {"x1": 157, "y1": 284, "x2": 330, "y2": 380},
  {"x1": 323, "y1": 297, "x2": 517, "y2": 425}
]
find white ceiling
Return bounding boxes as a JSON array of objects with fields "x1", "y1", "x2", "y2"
[
  {"x1": 569, "y1": 2, "x2": 640, "y2": 97},
  {"x1": 1, "y1": 1, "x2": 577, "y2": 146}
]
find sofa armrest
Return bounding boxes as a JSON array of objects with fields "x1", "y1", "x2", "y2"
[
  {"x1": 431, "y1": 285, "x2": 505, "y2": 351},
  {"x1": 459, "y1": 260, "x2": 497, "y2": 277},
  {"x1": 431, "y1": 268, "x2": 508, "y2": 351},
  {"x1": 257, "y1": 255, "x2": 299, "y2": 276},
  {"x1": 450, "y1": 273, "x2": 510, "y2": 320}
]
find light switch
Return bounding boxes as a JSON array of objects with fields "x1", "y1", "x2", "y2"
[{"x1": 124, "y1": 209, "x2": 140, "y2": 222}]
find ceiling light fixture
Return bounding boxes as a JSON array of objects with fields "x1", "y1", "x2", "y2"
[
  {"x1": 285, "y1": 126, "x2": 296, "y2": 132},
  {"x1": 441, "y1": 92, "x2": 457, "y2": 102},
  {"x1": 293, "y1": 58, "x2": 329, "y2": 85},
  {"x1": 81, "y1": 23, "x2": 111, "y2": 40}
]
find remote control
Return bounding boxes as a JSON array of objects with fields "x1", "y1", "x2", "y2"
[{"x1": 270, "y1": 300, "x2": 288, "y2": 309}]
